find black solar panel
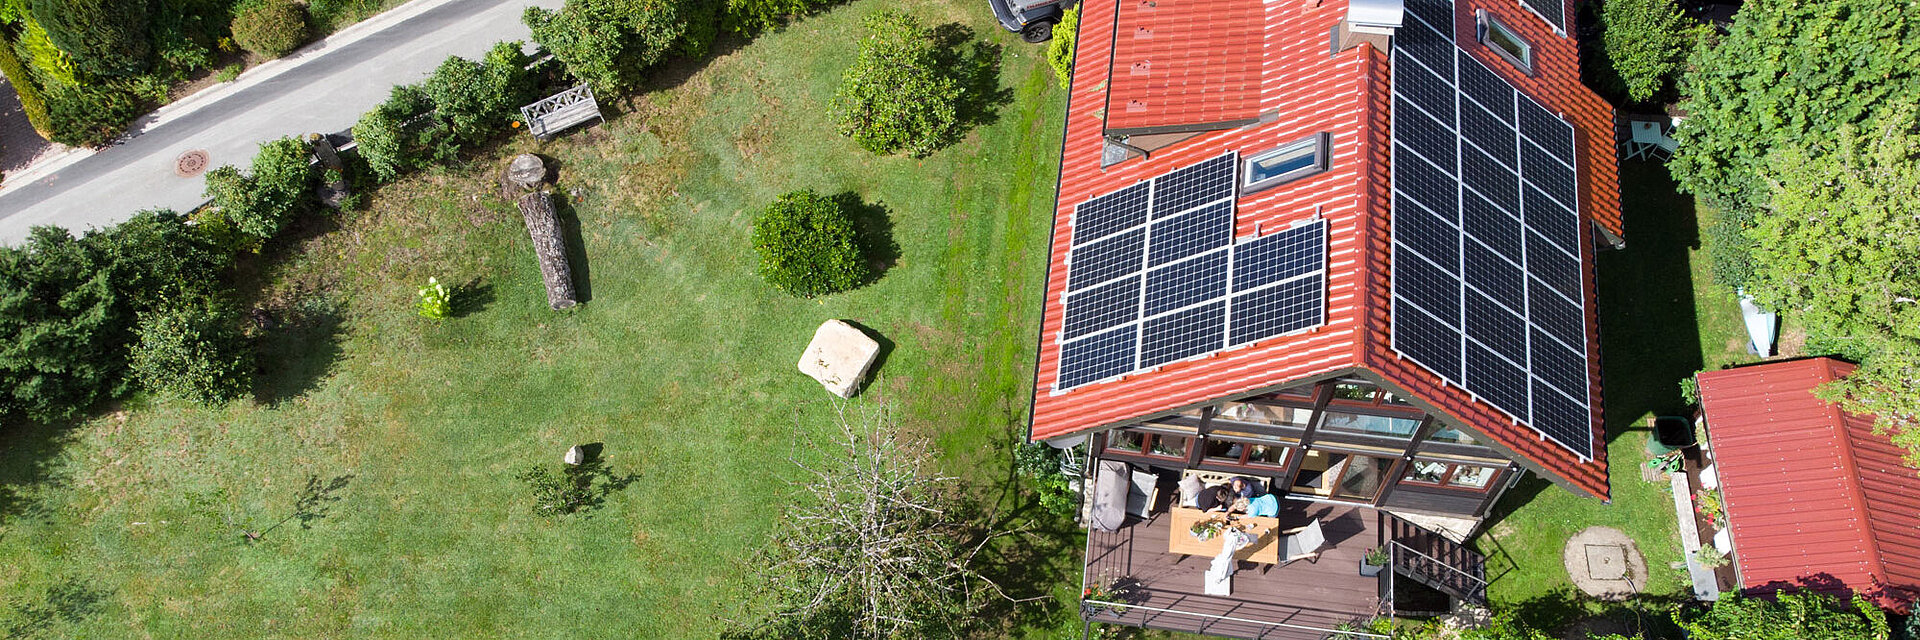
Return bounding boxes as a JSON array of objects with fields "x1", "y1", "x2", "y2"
[
  {"x1": 1519, "y1": 0, "x2": 1566, "y2": 38},
  {"x1": 1073, "y1": 181, "x2": 1150, "y2": 246},
  {"x1": 1144, "y1": 250, "x2": 1227, "y2": 317},
  {"x1": 1457, "y1": 50, "x2": 1515, "y2": 119},
  {"x1": 1058, "y1": 325, "x2": 1139, "y2": 388},
  {"x1": 1140, "y1": 302, "x2": 1226, "y2": 368},
  {"x1": 1151, "y1": 153, "x2": 1236, "y2": 219},
  {"x1": 1393, "y1": 302, "x2": 1462, "y2": 383},
  {"x1": 1230, "y1": 275, "x2": 1322, "y2": 345},
  {"x1": 1062, "y1": 275, "x2": 1140, "y2": 340},
  {"x1": 1232, "y1": 224, "x2": 1322, "y2": 291},
  {"x1": 1391, "y1": 7, "x2": 1595, "y2": 459},
  {"x1": 1148, "y1": 200, "x2": 1233, "y2": 267},
  {"x1": 1065, "y1": 228, "x2": 1145, "y2": 291},
  {"x1": 1055, "y1": 157, "x2": 1329, "y2": 390}
]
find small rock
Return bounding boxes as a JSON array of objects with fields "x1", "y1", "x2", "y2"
[{"x1": 797, "y1": 320, "x2": 882, "y2": 399}]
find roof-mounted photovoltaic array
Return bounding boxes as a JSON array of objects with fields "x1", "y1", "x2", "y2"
[
  {"x1": 1519, "y1": 0, "x2": 1565, "y2": 33},
  {"x1": 1389, "y1": 0, "x2": 1593, "y2": 459},
  {"x1": 1057, "y1": 153, "x2": 1328, "y2": 390}
]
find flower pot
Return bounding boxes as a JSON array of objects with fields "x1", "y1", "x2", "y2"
[{"x1": 1360, "y1": 561, "x2": 1384, "y2": 577}]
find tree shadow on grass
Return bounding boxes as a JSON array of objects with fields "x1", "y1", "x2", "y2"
[
  {"x1": 1500, "y1": 586, "x2": 1690, "y2": 640},
  {"x1": 252, "y1": 292, "x2": 346, "y2": 407},
  {"x1": 930, "y1": 23, "x2": 1016, "y2": 135},
  {"x1": 1, "y1": 575, "x2": 112, "y2": 638},
  {"x1": 239, "y1": 473, "x2": 355, "y2": 543},
  {"x1": 968, "y1": 400, "x2": 1085, "y2": 637},
  {"x1": 831, "y1": 191, "x2": 900, "y2": 283}
]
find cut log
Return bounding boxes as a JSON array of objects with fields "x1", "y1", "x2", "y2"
[
  {"x1": 505, "y1": 154, "x2": 547, "y2": 192},
  {"x1": 517, "y1": 190, "x2": 578, "y2": 310}
]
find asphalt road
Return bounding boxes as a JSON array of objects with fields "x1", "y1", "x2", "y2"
[{"x1": 0, "y1": 0, "x2": 564, "y2": 244}]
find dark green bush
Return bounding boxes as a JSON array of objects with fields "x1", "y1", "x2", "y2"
[
  {"x1": 129, "y1": 296, "x2": 251, "y2": 406},
  {"x1": 30, "y1": 0, "x2": 151, "y2": 77},
  {"x1": 1674, "y1": 591, "x2": 1890, "y2": 640},
  {"x1": 523, "y1": 0, "x2": 688, "y2": 93},
  {"x1": 45, "y1": 82, "x2": 142, "y2": 147},
  {"x1": 751, "y1": 190, "x2": 870, "y2": 297},
  {"x1": 722, "y1": 0, "x2": 827, "y2": 35},
  {"x1": 830, "y1": 12, "x2": 962, "y2": 157},
  {"x1": 231, "y1": 0, "x2": 309, "y2": 58},
  {"x1": 351, "y1": 85, "x2": 433, "y2": 183},
  {"x1": 420, "y1": 41, "x2": 537, "y2": 150},
  {"x1": 203, "y1": 136, "x2": 315, "y2": 240}
]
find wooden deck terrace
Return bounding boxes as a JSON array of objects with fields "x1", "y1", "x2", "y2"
[{"x1": 1082, "y1": 501, "x2": 1390, "y2": 640}]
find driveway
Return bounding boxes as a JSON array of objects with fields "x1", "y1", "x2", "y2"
[{"x1": 0, "y1": 0, "x2": 564, "y2": 245}]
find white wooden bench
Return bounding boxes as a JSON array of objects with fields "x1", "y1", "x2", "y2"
[{"x1": 519, "y1": 84, "x2": 604, "y2": 140}]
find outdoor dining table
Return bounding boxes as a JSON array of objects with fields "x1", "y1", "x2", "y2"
[{"x1": 1166, "y1": 506, "x2": 1282, "y2": 565}]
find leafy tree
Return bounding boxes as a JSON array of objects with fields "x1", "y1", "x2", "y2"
[
  {"x1": 203, "y1": 136, "x2": 315, "y2": 240},
  {"x1": 352, "y1": 85, "x2": 434, "y2": 183},
  {"x1": 29, "y1": 0, "x2": 150, "y2": 77},
  {"x1": 419, "y1": 42, "x2": 537, "y2": 150},
  {"x1": 751, "y1": 190, "x2": 870, "y2": 297},
  {"x1": 721, "y1": 0, "x2": 829, "y2": 35},
  {"x1": 129, "y1": 296, "x2": 250, "y2": 406},
  {"x1": 726, "y1": 406, "x2": 1015, "y2": 640},
  {"x1": 1671, "y1": 0, "x2": 1920, "y2": 218},
  {"x1": 0, "y1": 33, "x2": 52, "y2": 137},
  {"x1": 0, "y1": 227, "x2": 126, "y2": 423},
  {"x1": 230, "y1": 0, "x2": 309, "y2": 59},
  {"x1": 1675, "y1": 592, "x2": 1890, "y2": 640},
  {"x1": 831, "y1": 12, "x2": 962, "y2": 157},
  {"x1": 97, "y1": 209, "x2": 233, "y2": 311},
  {"x1": 1600, "y1": 0, "x2": 1700, "y2": 103},
  {"x1": 523, "y1": 0, "x2": 688, "y2": 94},
  {"x1": 1046, "y1": 6, "x2": 1078, "y2": 90},
  {"x1": 1740, "y1": 111, "x2": 1920, "y2": 470},
  {"x1": 44, "y1": 82, "x2": 142, "y2": 147}
]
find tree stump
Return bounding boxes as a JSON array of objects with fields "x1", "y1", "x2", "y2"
[
  {"x1": 308, "y1": 133, "x2": 351, "y2": 209},
  {"x1": 503, "y1": 154, "x2": 547, "y2": 195},
  {"x1": 517, "y1": 190, "x2": 578, "y2": 310}
]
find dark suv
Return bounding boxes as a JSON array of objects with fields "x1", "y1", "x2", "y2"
[{"x1": 989, "y1": 0, "x2": 1074, "y2": 43}]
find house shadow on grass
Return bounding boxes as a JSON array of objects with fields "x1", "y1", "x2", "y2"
[{"x1": 1596, "y1": 162, "x2": 1710, "y2": 445}]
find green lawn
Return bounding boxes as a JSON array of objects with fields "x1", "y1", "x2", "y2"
[
  {"x1": 1472, "y1": 162, "x2": 1759, "y2": 630},
  {"x1": 0, "y1": 1, "x2": 1077, "y2": 636}
]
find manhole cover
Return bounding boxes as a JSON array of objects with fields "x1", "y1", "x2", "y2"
[
  {"x1": 175, "y1": 149, "x2": 210, "y2": 177},
  {"x1": 1585, "y1": 544, "x2": 1628, "y2": 581}
]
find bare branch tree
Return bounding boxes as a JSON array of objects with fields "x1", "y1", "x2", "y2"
[{"x1": 725, "y1": 404, "x2": 1027, "y2": 640}]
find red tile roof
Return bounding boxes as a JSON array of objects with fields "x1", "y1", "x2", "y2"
[
  {"x1": 1102, "y1": 0, "x2": 1269, "y2": 132},
  {"x1": 1028, "y1": 0, "x2": 1619, "y2": 501},
  {"x1": 1697, "y1": 358, "x2": 1920, "y2": 612}
]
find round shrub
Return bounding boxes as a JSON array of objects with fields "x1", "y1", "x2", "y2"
[
  {"x1": 751, "y1": 190, "x2": 870, "y2": 297},
  {"x1": 231, "y1": 0, "x2": 309, "y2": 59},
  {"x1": 130, "y1": 297, "x2": 252, "y2": 406},
  {"x1": 830, "y1": 12, "x2": 962, "y2": 157}
]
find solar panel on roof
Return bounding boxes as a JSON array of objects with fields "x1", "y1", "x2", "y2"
[
  {"x1": 1389, "y1": 2, "x2": 1595, "y2": 459},
  {"x1": 1519, "y1": 0, "x2": 1566, "y2": 34},
  {"x1": 1151, "y1": 154, "x2": 1237, "y2": 218},
  {"x1": 1073, "y1": 181, "x2": 1150, "y2": 246},
  {"x1": 1054, "y1": 153, "x2": 1330, "y2": 390}
]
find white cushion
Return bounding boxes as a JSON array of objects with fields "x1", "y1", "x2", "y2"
[{"x1": 1178, "y1": 475, "x2": 1204, "y2": 508}]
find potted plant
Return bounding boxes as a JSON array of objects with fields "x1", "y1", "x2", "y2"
[
  {"x1": 1081, "y1": 577, "x2": 1131, "y2": 617},
  {"x1": 1694, "y1": 545, "x2": 1731, "y2": 569},
  {"x1": 1360, "y1": 546, "x2": 1390, "y2": 577},
  {"x1": 1695, "y1": 488, "x2": 1728, "y2": 529},
  {"x1": 1189, "y1": 518, "x2": 1226, "y2": 542}
]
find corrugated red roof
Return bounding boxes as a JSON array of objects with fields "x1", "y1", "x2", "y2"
[
  {"x1": 1697, "y1": 358, "x2": 1920, "y2": 612},
  {"x1": 1028, "y1": 0, "x2": 1619, "y2": 501},
  {"x1": 1103, "y1": 0, "x2": 1269, "y2": 132}
]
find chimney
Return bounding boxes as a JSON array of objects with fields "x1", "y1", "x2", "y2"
[{"x1": 1335, "y1": 0, "x2": 1404, "y2": 53}]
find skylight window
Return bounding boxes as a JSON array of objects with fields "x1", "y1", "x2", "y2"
[
  {"x1": 1241, "y1": 134, "x2": 1330, "y2": 194},
  {"x1": 1477, "y1": 10, "x2": 1533, "y2": 73}
]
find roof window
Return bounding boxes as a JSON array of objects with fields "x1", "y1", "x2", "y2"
[
  {"x1": 1241, "y1": 133, "x2": 1330, "y2": 194},
  {"x1": 1476, "y1": 10, "x2": 1533, "y2": 73}
]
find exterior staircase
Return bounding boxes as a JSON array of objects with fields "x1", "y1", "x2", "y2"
[{"x1": 1387, "y1": 515, "x2": 1489, "y2": 605}]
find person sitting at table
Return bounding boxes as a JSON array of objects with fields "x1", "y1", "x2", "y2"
[
  {"x1": 1229, "y1": 476, "x2": 1264, "y2": 501},
  {"x1": 1195, "y1": 485, "x2": 1236, "y2": 512}
]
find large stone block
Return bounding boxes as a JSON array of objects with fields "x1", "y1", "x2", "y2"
[{"x1": 798, "y1": 320, "x2": 880, "y2": 398}]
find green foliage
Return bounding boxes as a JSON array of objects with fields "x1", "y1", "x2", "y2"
[
  {"x1": 230, "y1": 0, "x2": 309, "y2": 58},
  {"x1": 1600, "y1": 0, "x2": 1700, "y2": 103},
  {"x1": 523, "y1": 0, "x2": 688, "y2": 93},
  {"x1": 351, "y1": 85, "x2": 432, "y2": 182},
  {"x1": 518, "y1": 459, "x2": 638, "y2": 517},
  {"x1": 147, "y1": 0, "x2": 229, "y2": 74},
  {"x1": 129, "y1": 296, "x2": 250, "y2": 406},
  {"x1": 830, "y1": 11, "x2": 962, "y2": 157},
  {"x1": 306, "y1": 0, "x2": 384, "y2": 31},
  {"x1": 750, "y1": 189, "x2": 870, "y2": 297},
  {"x1": 29, "y1": 0, "x2": 150, "y2": 77},
  {"x1": 1692, "y1": 545, "x2": 1729, "y2": 568},
  {"x1": 416, "y1": 277, "x2": 451, "y2": 320},
  {"x1": 214, "y1": 62, "x2": 242, "y2": 82},
  {"x1": 721, "y1": 0, "x2": 827, "y2": 35},
  {"x1": 1740, "y1": 111, "x2": 1920, "y2": 471},
  {"x1": 1046, "y1": 6, "x2": 1078, "y2": 89},
  {"x1": 17, "y1": 17, "x2": 78, "y2": 87},
  {"x1": 419, "y1": 41, "x2": 537, "y2": 150},
  {"x1": 1678, "y1": 374, "x2": 1700, "y2": 406},
  {"x1": 44, "y1": 81, "x2": 141, "y2": 147},
  {"x1": 1675, "y1": 591, "x2": 1890, "y2": 640},
  {"x1": 1671, "y1": 0, "x2": 1920, "y2": 217},
  {"x1": 1014, "y1": 442, "x2": 1077, "y2": 518},
  {"x1": 0, "y1": 33, "x2": 52, "y2": 136},
  {"x1": 203, "y1": 136, "x2": 316, "y2": 240},
  {"x1": 1458, "y1": 611, "x2": 1556, "y2": 640}
]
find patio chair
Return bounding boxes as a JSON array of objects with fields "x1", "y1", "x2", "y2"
[{"x1": 1280, "y1": 519, "x2": 1327, "y2": 564}]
